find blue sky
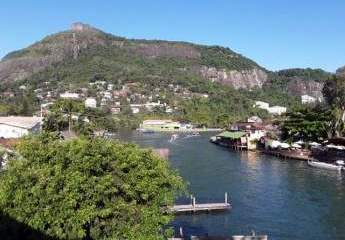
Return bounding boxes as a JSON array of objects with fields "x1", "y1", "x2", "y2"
[{"x1": 0, "y1": 0, "x2": 344, "y2": 72}]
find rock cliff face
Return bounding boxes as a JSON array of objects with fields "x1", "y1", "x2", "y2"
[
  {"x1": 287, "y1": 79, "x2": 324, "y2": 99},
  {"x1": 200, "y1": 66, "x2": 267, "y2": 89},
  {"x1": 0, "y1": 23, "x2": 108, "y2": 82},
  {"x1": 135, "y1": 43, "x2": 201, "y2": 59}
]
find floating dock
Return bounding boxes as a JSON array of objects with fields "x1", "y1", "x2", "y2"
[{"x1": 169, "y1": 193, "x2": 231, "y2": 214}]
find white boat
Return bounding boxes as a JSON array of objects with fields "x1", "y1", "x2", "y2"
[
  {"x1": 307, "y1": 159, "x2": 343, "y2": 171},
  {"x1": 169, "y1": 134, "x2": 179, "y2": 142}
]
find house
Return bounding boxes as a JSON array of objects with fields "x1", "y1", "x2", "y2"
[
  {"x1": 60, "y1": 92, "x2": 80, "y2": 99},
  {"x1": 85, "y1": 98, "x2": 97, "y2": 108},
  {"x1": 111, "y1": 107, "x2": 121, "y2": 114},
  {"x1": 254, "y1": 101, "x2": 270, "y2": 110},
  {"x1": 131, "y1": 107, "x2": 140, "y2": 114},
  {"x1": 223, "y1": 122, "x2": 267, "y2": 150},
  {"x1": 254, "y1": 101, "x2": 287, "y2": 115},
  {"x1": 301, "y1": 95, "x2": 317, "y2": 104},
  {"x1": 0, "y1": 116, "x2": 43, "y2": 139},
  {"x1": 267, "y1": 106, "x2": 286, "y2": 115},
  {"x1": 248, "y1": 116, "x2": 263, "y2": 123},
  {"x1": 211, "y1": 131, "x2": 247, "y2": 148},
  {"x1": 107, "y1": 84, "x2": 114, "y2": 91}
]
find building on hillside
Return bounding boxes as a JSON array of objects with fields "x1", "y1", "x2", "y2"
[
  {"x1": 60, "y1": 92, "x2": 80, "y2": 99},
  {"x1": 254, "y1": 101, "x2": 287, "y2": 115},
  {"x1": 267, "y1": 106, "x2": 287, "y2": 115},
  {"x1": 85, "y1": 98, "x2": 97, "y2": 108},
  {"x1": 301, "y1": 95, "x2": 317, "y2": 104},
  {"x1": 247, "y1": 116, "x2": 263, "y2": 123},
  {"x1": 107, "y1": 84, "x2": 114, "y2": 91},
  {"x1": 131, "y1": 107, "x2": 140, "y2": 114},
  {"x1": 40, "y1": 102, "x2": 54, "y2": 116},
  {"x1": 0, "y1": 117, "x2": 43, "y2": 139},
  {"x1": 253, "y1": 101, "x2": 270, "y2": 110},
  {"x1": 111, "y1": 107, "x2": 121, "y2": 114}
]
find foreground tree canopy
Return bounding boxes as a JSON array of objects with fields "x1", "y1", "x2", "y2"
[{"x1": 0, "y1": 134, "x2": 185, "y2": 239}]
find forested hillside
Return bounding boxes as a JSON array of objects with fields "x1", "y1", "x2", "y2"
[{"x1": 0, "y1": 23, "x2": 335, "y2": 127}]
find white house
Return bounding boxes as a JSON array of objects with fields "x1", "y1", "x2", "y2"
[
  {"x1": 268, "y1": 106, "x2": 287, "y2": 115},
  {"x1": 85, "y1": 98, "x2": 97, "y2": 108},
  {"x1": 60, "y1": 92, "x2": 80, "y2": 99},
  {"x1": 254, "y1": 101, "x2": 286, "y2": 115},
  {"x1": 0, "y1": 117, "x2": 43, "y2": 139},
  {"x1": 131, "y1": 107, "x2": 140, "y2": 114},
  {"x1": 107, "y1": 84, "x2": 114, "y2": 91},
  {"x1": 254, "y1": 101, "x2": 270, "y2": 110},
  {"x1": 301, "y1": 95, "x2": 316, "y2": 104},
  {"x1": 248, "y1": 116, "x2": 263, "y2": 123}
]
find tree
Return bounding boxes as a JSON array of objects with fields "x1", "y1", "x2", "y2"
[
  {"x1": 281, "y1": 106, "x2": 333, "y2": 142},
  {"x1": 50, "y1": 99, "x2": 85, "y2": 132},
  {"x1": 322, "y1": 75, "x2": 345, "y2": 136},
  {"x1": 0, "y1": 134, "x2": 185, "y2": 239}
]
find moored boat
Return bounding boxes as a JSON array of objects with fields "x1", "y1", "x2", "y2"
[
  {"x1": 169, "y1": 134, "x2": 179, "y2": 142},
  {"x1": 307, "y1": 159, "x2": 343, "y2": 171}
]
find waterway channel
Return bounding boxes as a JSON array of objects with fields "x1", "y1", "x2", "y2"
[{"x1": 117, "y1": 131, "x2": 345, "y2": 240}]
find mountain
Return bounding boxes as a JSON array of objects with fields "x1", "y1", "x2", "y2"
[
  {"x1": 337, "y1": 66, "x2": 345, "y2": 77},
  {"x1": 0, "y1": 22, "x2": 338, "y2": 125},
  {"x1": 0, "y1": 22, "x2": 268, "y2": 90}
]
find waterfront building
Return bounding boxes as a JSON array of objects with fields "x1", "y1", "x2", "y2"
[
  {"x1": 212, "y1": 122, "x2": 267, "y2": 150},
  {"x1": 140, "y1": 119, "x2": 192, "y2": 131}
]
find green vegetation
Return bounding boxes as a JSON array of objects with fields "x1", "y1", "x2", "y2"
[
  {"x1": 282, "y1": 106, "x2": 332, "y2": 142},
  {"x1": 200, "y1": 46, "x2": 261, "y2": 71},
  {"x1": 43, "y1": 99, "x2": 140, "y2": 135},
  {"x1": 277, "y1": 68, "x2": 330, "y2": 82},
  {"x1": 281, "y1": 75, "x2": 345, "y2": 141},
  {"x1": 0, "y1": 134, "x2": 185, "y2": 239},
  {"x1": 322, "y1": 75, "x2": 345, "y2": 136}
]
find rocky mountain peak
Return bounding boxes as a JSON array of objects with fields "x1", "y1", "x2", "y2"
[{"x1": 70, "y1": 22, "x2": 100, "y2": 33}]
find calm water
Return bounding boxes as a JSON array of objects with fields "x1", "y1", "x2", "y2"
[{"x1": 117, "y1": 131, "x2": 345, "y2": 240}]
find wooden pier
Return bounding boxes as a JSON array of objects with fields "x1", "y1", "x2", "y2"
[
  {"x1": 262, "y1": 149, "x2": 312, "y2": 161},
  {"x1": 169, "y1": 193, "x2": 231, "y2": 214}
]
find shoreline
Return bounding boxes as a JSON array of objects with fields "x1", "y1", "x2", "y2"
[{"x1": 137, "y1": 128, "x2": 223, "y2": 133}]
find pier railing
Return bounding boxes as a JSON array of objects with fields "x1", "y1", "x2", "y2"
[{"x1": 169, "y1": 193, "x2": 231, "y2": 214}]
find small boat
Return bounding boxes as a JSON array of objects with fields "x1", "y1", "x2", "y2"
[
  {"x1": 137, "y1": 128, "x2": 155, "y2": 134},
  {"x1": 210, "y1": 136, "x2": 217, "y2": 143},
  {"x1": 191, "y1": 131, "x2": 200, "y2": 136},
  {"x1": 185, "y1": 131, "x2": 200, "y2": 138},
  {"x1": 307, "y1": 159, "x2": 343, "y2": 171}
]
